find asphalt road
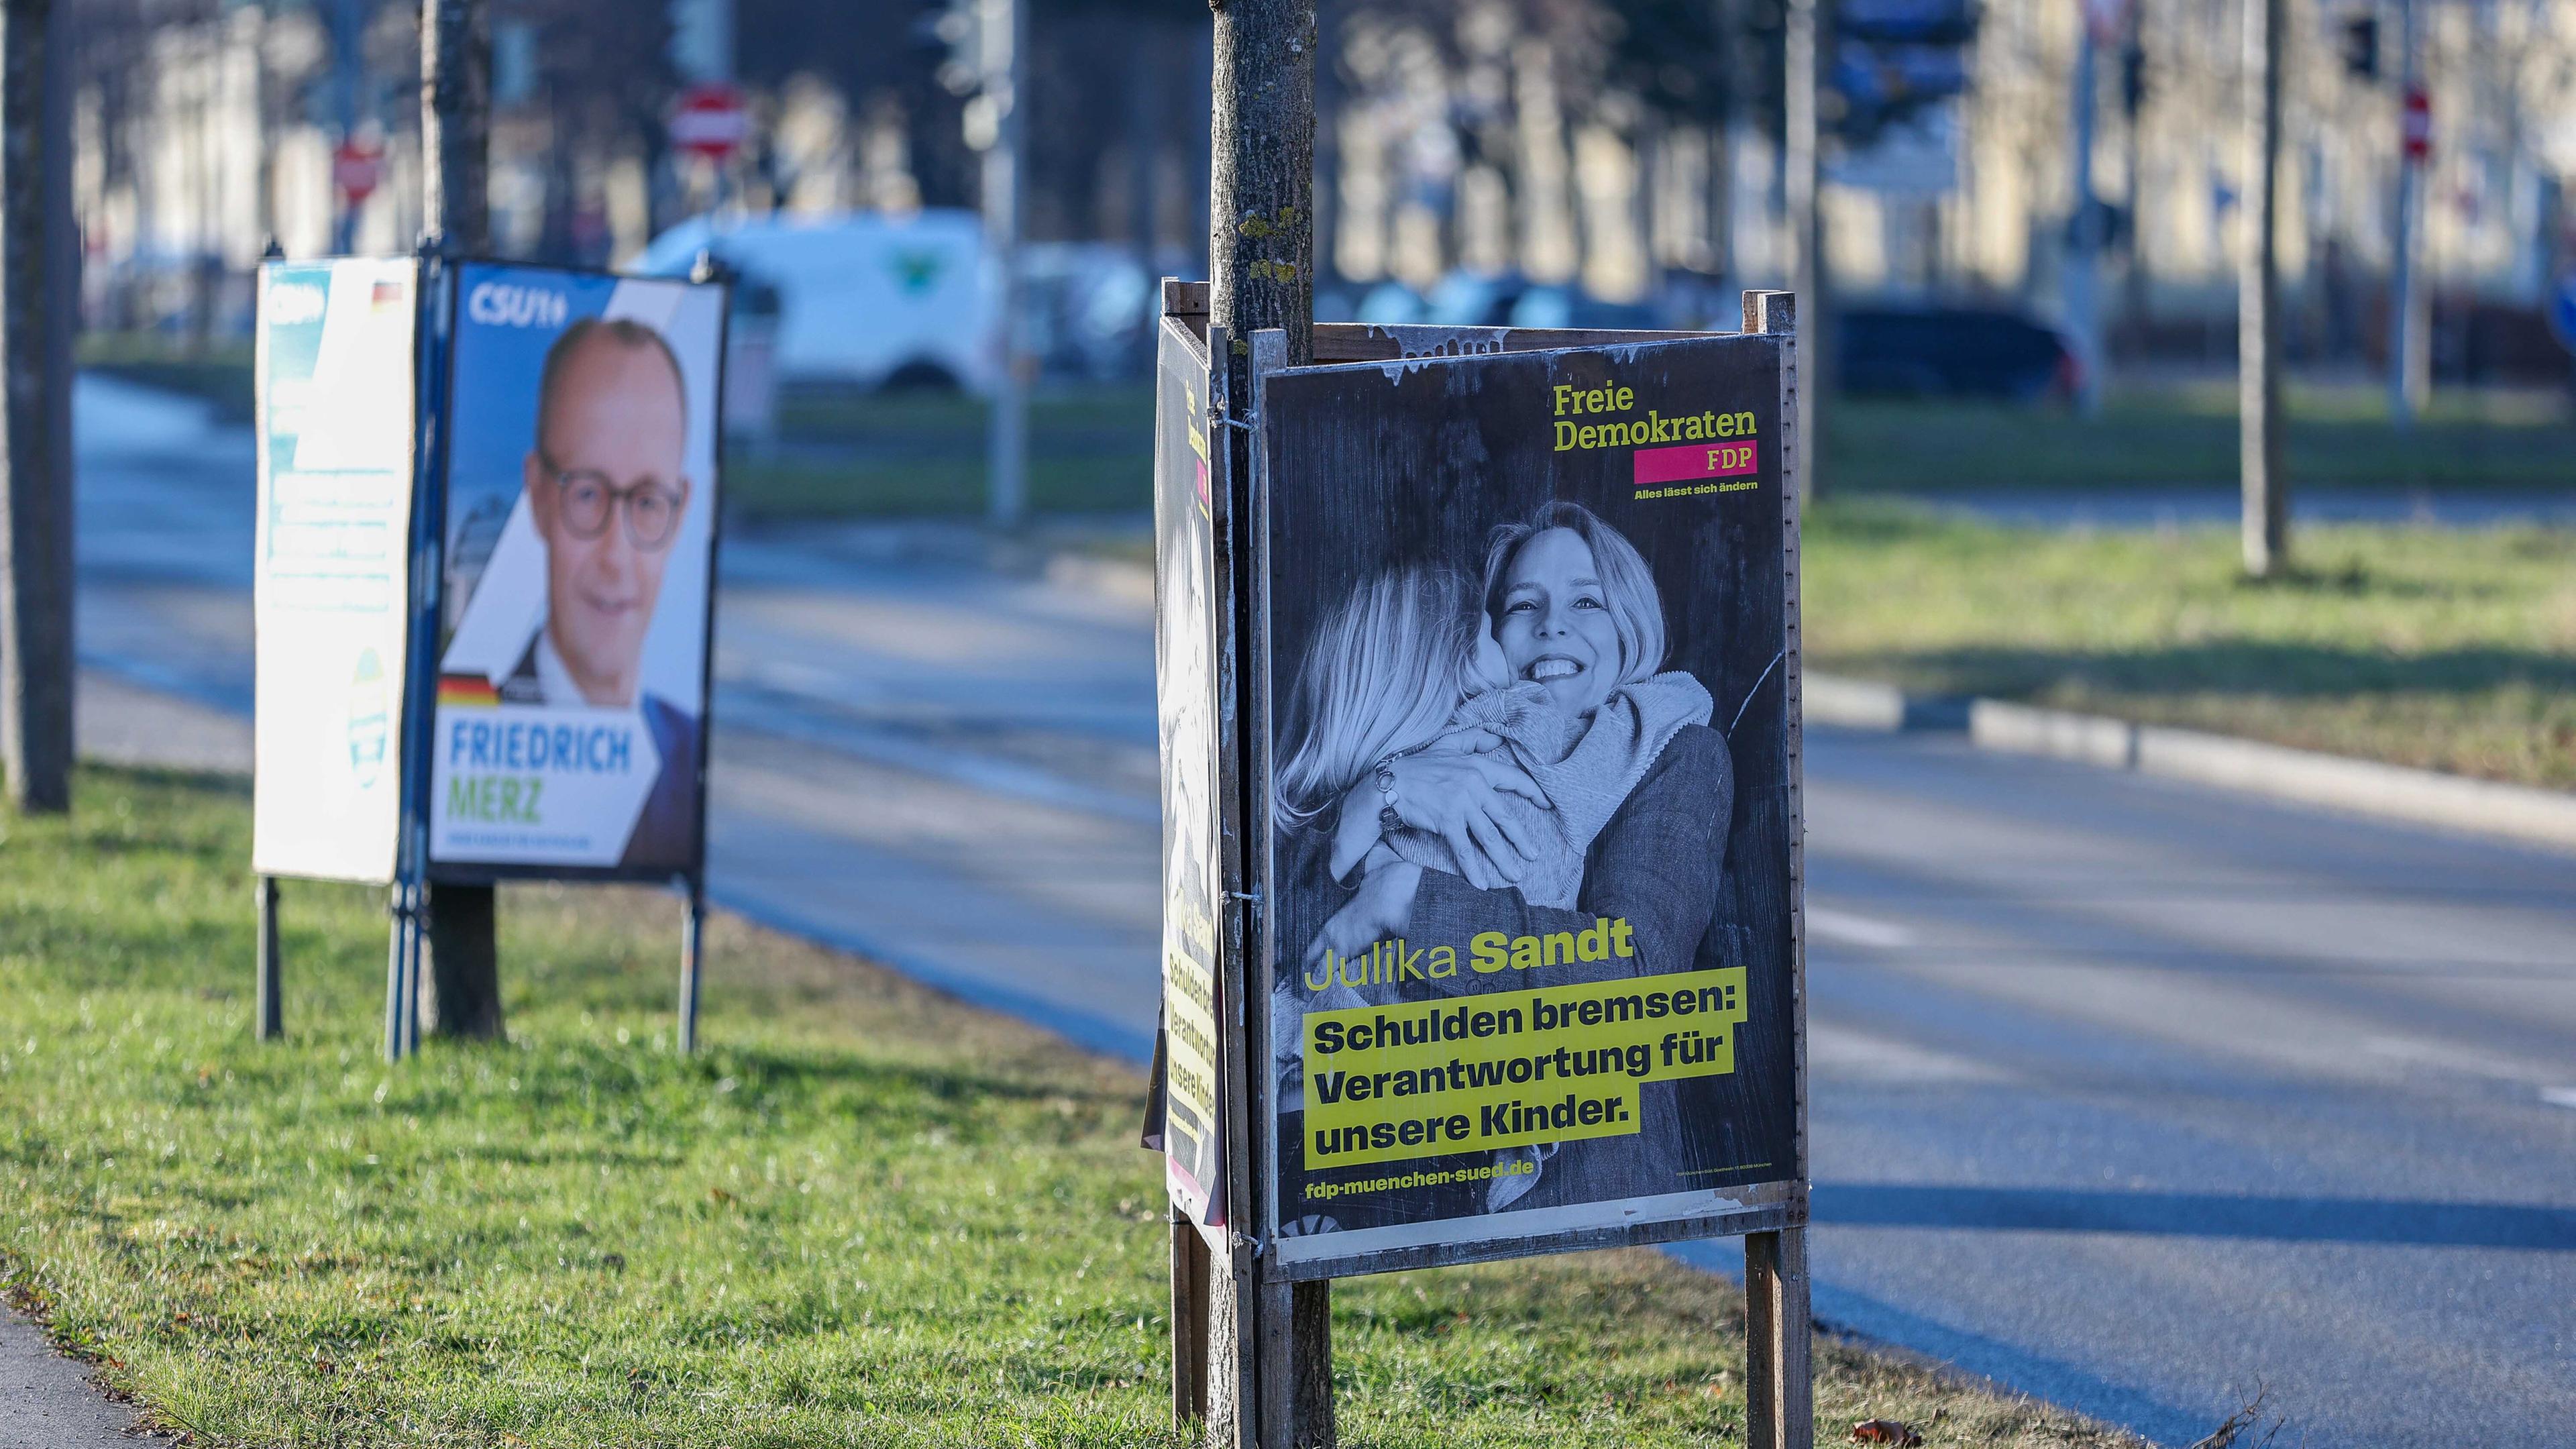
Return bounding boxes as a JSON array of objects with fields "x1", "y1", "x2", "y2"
[{"x1": 70, "y1": 375, "x2": 2576, "y2": 1447}]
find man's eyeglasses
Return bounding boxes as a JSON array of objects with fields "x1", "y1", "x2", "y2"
[{"x1": 541, "y1": 455, "x2": 684, "y2": 550}]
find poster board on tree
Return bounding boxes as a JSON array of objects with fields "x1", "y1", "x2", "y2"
[
  {"x1": 1150, "y1": 313, "x2": 1232, "y2": 1228},
  {"x1": 425, "y1": 262, "x2": 727, "y2": 882},
  {"x1": 1252, "y1": 333, "x2": 1802, "y2": 1277},
  {"x1": 250, "y1": 258, "x2": 420, "y2": 884}
]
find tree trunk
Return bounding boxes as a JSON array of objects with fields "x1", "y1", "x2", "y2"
[
  {"x1": 1210, "y1": 0, "x2": 1326, "y2": 1438},
  {"x1": 2239, "y1": 0, "x2": 2286, "y2": 576},
  {"x1": 1208, "y1": 0, "x2": 1313, "y2": 372},
  {"x1": 421, "y1": 0, "x2": 489, "y2": 252},
  {"x1": 1782, "y1": 0, "x2": 1828, "y2": 502},
  {"x1": 417, "y1": 0, "x2": 504, "y2": 1040},
  {"x1": 0, "y1": 0, "x2": 70, "y2": 816}
]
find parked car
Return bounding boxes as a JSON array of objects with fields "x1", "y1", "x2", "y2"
[
  {"x1": 1423, "y1": 269, "x2": 1531, "y2": 327},
  {"x1": 1837, "y1": 305, "x2": 2076, "y2": 400},
  {"x1": 1020, "y1": 242, "x2": 1201, "y2": 382},
  {"x1": 1509, "y1": 285, "x2": 1662, "y2": 331},
  {"x1": 1352, "y1": 280, "x2": 1428, "y2": 326},
  {"x1": 634, "y1": 209, "x2": 994, "y2": 393}
]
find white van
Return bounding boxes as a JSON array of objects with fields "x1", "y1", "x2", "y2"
[{"x1": 633, "y1": 209, "x2": 994, "y2": 394}]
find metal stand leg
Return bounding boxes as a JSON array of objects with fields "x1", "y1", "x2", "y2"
[
  {"x1": 255, "y1": 875, "x2": 282, "y2": 1040},
  {"x1": 677, "y1": 884, "x2": 705, "y2": 1055},
  {"x1": 1745, "y1": 1226, "x2": 1814, "y2": 1449},
  {"x1": 383, "y1": 882, "x2": 411, "y2": 1063},
  {"x1": 399, "y1": 882, "x2": 421, "y2": 1057}
]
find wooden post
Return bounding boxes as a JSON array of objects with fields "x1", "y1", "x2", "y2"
[
  {"x1": 1743, "y1": 286, "x2": 1813, "y2": 1449},
  {"x1": 413, "y1": 0, "x2": 506, "y2": 1041},
  {"x1": 2239, "y1": 0, "x2": 2288, "y2": 577},
  {"x1": 256, "y1": 876, "x2": 284, "y2": 1040},
  {"x1": 1743, "y1": 1228, "x2": 1813, "y2": 1449},
  {"x1": 0, "y1": 0, "x2": 71, "y2": 816},
  {"x1": 1169, "y1": 1214, "x2": 1210, "y2": 1426}
]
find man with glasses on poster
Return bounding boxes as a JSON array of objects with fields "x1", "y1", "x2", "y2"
[{"x1": 498, "y1": 317, "x2": 700, "y2": 870}]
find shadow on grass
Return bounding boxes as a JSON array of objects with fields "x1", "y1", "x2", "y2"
[
  {"x1": 1817, "y1": 1183, "x2": 2576, "y2": 1250},
  {"x1": 1876, "y1": 641, "x2": 2576, "y2": 702}
]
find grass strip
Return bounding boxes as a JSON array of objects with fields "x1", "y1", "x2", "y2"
[
  {"x1": 1805, "y1": 506, "x2": 2576, "y2": 791},
  {"x1": 0, "y1": 767, "x2": 2139, "y2": 1448}
]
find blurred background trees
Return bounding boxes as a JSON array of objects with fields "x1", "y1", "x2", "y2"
[{"x1": 54, "y1": 0, "x2": 2576, "y2": 388}]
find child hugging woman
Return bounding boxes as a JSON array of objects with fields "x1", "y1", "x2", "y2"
[{"x1": 1269, "y1": 502, "x2": 1727, "y2": 1222}]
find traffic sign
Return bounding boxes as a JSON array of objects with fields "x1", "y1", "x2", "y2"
[
  {"x1": 333, "y1": 140, "x2": 384, "y2": 203},
  {"x1": 2547, "y1": 274, "x2": 2576, "y2": 355},
  {"x1": 669, "y1": 83, "x2": 751, "y2": 162},
  {"x1": 2082, "y1": 0, "x2": 2133, "y2": 46},
  {"x1": 2402, "y1": 84, "x2": 2430, "y2": 161}
]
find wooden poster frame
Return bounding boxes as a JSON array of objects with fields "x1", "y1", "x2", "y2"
[{"x1": 1152, "y1": 282, "x2": 1812, "y2": 1448}]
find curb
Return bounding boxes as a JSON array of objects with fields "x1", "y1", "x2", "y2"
[
  {"x1": 1032, "y1": 543, "x2": 2576, "y2": 859},
  {"x1": 1806, "y1": 671, "x2": 2576, "y2": 856}
]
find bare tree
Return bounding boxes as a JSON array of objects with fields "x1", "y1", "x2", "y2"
[
  {"x1": 0, "y1": 0, "x2": 70, "y2": 816},
  {"x1": 415, "y1": 0, "x2": 506, "y2": 1041}
]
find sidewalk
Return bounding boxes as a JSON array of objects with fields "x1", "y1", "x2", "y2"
[{"x1": 0, "y1": 1305, "x2": 137, "y2": 1449}]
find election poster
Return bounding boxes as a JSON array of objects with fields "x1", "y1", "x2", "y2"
[
  {"x1": 427, "y1": 262, "x2": 726, "y2": 879},
  {"x1": 251, "y1": 258, "x2": 419, "y2": 883},
  {"x1": 1151, "y1": 315, "x2": 1230, "y2": 1226},
  {"x1": 1256, "y1": 335, "x2": 1799, "y2": 1273}
]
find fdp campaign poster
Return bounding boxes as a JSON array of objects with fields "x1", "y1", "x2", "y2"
[
  {"x1": 1152, "y1": 316, "x2": 1228, "y2": 1226},
  {"x1": 251, "y1": 258, "x2": 418, "y2": 883},
  {"x1": 1257, "y1": 335, "x2": 1798, "y2": 1271},
  {"x1": 427, "y1": 263, "x2": 725, "y2": 877}
]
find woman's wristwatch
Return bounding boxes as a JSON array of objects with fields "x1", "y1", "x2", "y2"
[{"x1": 1373, "y1": 758, "x2": 1403, "y2": 833}]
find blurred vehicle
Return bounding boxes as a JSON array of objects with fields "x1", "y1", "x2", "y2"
[
  {"x1": 1423, "y1": 270, "x2": 1529, "y2": 327},
  {"x1": 1354, "y1": 281, "x2": 1427, "y2": 326},
  {"x1": 1509, "y1": 285, "x2": 1661, "y2": 331},
  {"x1": 635, "y1": 210, "x2": 994, "y2": 393},
  {"x1": 1837, "y1": 305, "x2": 2076, "y2": 400},
  {"x1": 1021, "y1": 243, "x2": 1197, "y2": 382}
]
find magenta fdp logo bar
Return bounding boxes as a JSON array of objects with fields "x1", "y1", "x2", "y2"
[{"x1": 1633, "y1": 440, "x2": 1760, "y2": 488}]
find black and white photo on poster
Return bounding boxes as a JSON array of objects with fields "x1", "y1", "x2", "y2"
[{"x1": 1257, "y1": 336, "x2": 1798, "y2": 1269}]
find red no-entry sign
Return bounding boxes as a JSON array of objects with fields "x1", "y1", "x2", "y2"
[
  {"x1": 669, "y1": 83, "x2": 751, "y2": 163},
  {"x1": 333, "y1": 140, "x2": 384, "y2": 203}
]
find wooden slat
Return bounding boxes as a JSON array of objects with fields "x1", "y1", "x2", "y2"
[
  {"x1": 1310, "y1": 322, "x2": 1714, "y2": 365},
  {"x1": 1263, "y1": 1198, "x2": 1803, "y2": 1283},
  {"x1": 1742, "y1": 288, "x2": 1814, "y2": 1449}
]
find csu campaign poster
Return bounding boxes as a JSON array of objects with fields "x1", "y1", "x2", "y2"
[
  {"x1": 1257, "y1": 336, "x2": 1797, "y2": 1269},
  {"x1": 251, "y1": 258, "x2": 418, "y2": 883},
  {"x1": 428, "y1": 263, "x2": 724, "y2": 878}
]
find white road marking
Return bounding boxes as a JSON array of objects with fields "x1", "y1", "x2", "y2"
[
  {"x1": 1807, "y1": 908, "x2": 1917, "y2": 951},
  {"x1": 1807, "y1": 1021, "x2": 2011, "y2": 1084}
]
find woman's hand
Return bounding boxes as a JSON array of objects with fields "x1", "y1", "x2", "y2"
[
  {"x1": 1328, "y1": 729, "x2": 1525, "y2": 883},
  {"x1": 1379, "y1": 749, "x2": 1549, "y2": 891},
  {"x1": 1301, "y1": 860, "x2": 1426, "y2": 979}
]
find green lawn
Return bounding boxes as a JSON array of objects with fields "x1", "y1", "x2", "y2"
[
  {"x1": 730, "y1": 386, "x2": 1157, "y2": 519},
  {"x1": 1805, "y1": 506, "x2": 2576, "y2": 790},
  {"x1": 79, "y1": 333, "x2": 258, "y2": 423},
  {"x1": 1824, "y1": 379, "x2": 2576, "y2": 493},
  {"x1": 0, "y1": 768, "x2": 2141, "y2": 1448},
  {"x1": 76, "y1": 333, "x2": 2573, "y2": 511}
]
